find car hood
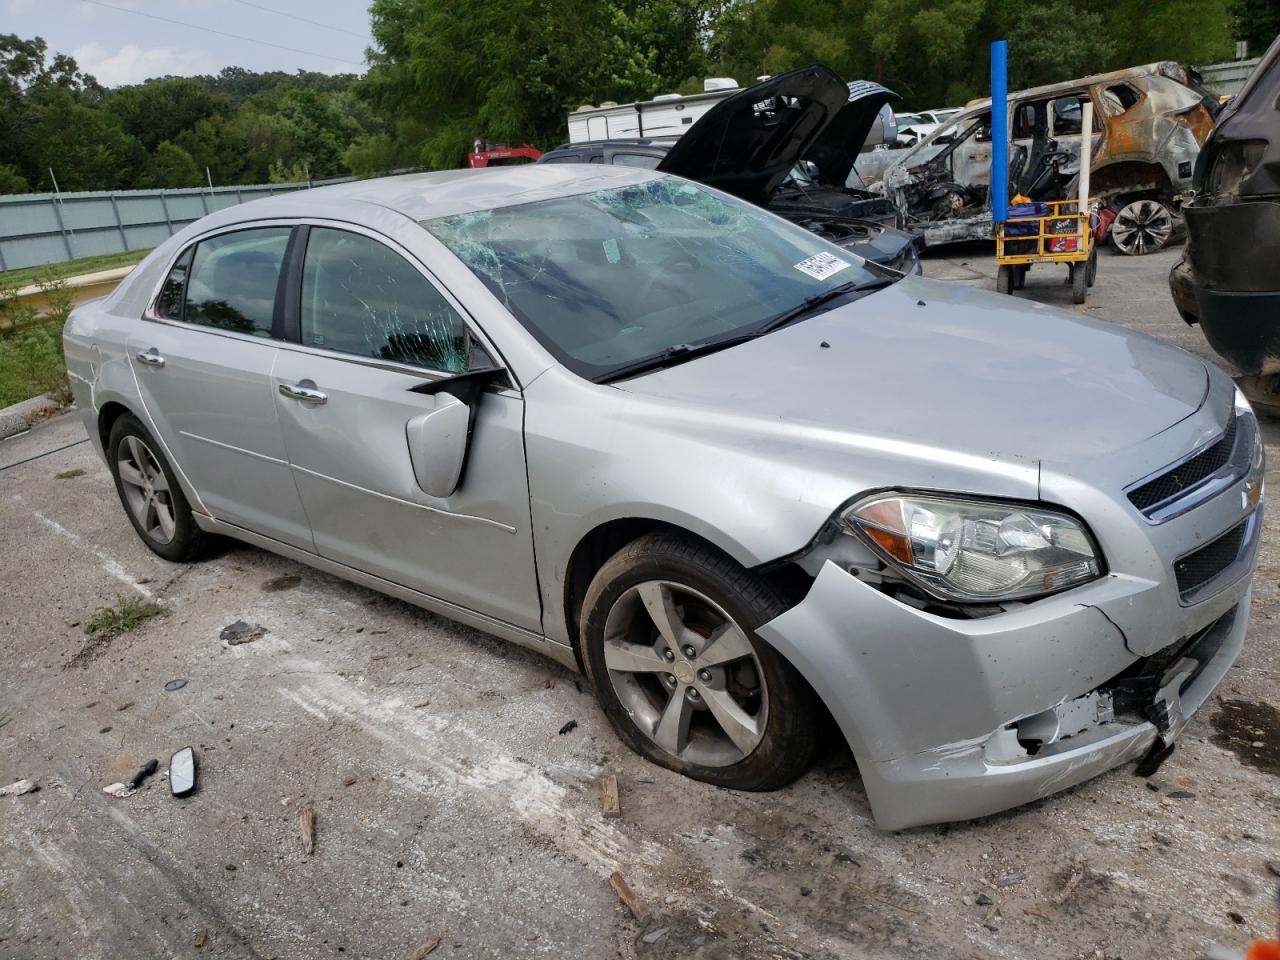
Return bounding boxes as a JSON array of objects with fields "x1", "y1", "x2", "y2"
[
  {"x1": 803, "y1": 81, "x2": 898, "y2": 187},
  {"x1": 616, "y1": 276, "x2": 1208, "y2": 470},
  {"x1": 656, "y1": 65, "x2": 850, "y2": 205}
]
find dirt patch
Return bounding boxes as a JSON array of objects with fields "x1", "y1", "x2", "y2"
[
  {"x1": 262, "y1": 575, "x2": 302, "y2": 592},
  {"x1": 66, "y1": 596, "x2": 167, "y2": 668},
  {"x1": 1211, "y1": 699, "x2": 1280, "y2": 776}
]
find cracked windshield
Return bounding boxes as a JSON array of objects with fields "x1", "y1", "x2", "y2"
[{"x1": 424, "y1": 177, "x2": 882, "y2": 380}]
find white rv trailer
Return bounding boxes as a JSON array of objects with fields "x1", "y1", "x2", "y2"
[{"x1": 566, "y1": 78, "x2": 741, "y2": 144}]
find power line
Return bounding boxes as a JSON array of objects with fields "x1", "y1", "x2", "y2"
[
  {"x1": 75, "y1": 0, "x2": 365, "y2": 68},
  {"x1": 227, "y1": 0, "x2": 367, "y2": 39}
]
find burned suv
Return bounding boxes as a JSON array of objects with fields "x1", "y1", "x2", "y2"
[{"x1": 874, "y1": 62, "x2": 1218, "y2": 254}]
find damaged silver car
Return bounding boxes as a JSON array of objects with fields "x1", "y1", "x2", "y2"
[
  {"x1": 65, "y1": 164, "x2": 1261, "y2": 829},
  {"x1": 874, "y1": 62, "x2": 1218, "y2": 254}
]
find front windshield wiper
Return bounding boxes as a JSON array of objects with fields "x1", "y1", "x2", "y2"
[
  {"x1": 755, "y1": 277, "x2": 893, "y2": 335},
  {"x1": 594, "y1": 333, "x2": 758, "y2": 384}
]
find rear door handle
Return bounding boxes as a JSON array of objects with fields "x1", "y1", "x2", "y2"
[
  {"x1": 134, "y1": 349, "x2": 165, "y2": 367},
  {"x1": 279, "y1": 382, "x2": 328, "y2": 404}
]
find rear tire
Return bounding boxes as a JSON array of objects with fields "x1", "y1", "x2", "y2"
[
  {"x1": 108, "y1": 414, "x2": 210, "y2": 562},
  {"x1": 580, "y1": 533, "x2": 819, "y2": 791},
  {"x1": 1086, "y1": 248, "x2": 1097, "y2": 287}
]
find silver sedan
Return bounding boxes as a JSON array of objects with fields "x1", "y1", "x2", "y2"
[{"x1": 64, "y1": 165, "x2": 1263, "y2": 829}]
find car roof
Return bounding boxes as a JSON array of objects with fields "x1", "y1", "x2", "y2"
[{"x1": 189, "y1": 164, "x2": 666, "y2": 229}]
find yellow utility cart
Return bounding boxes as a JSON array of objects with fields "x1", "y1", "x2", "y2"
[{"x1": 995, "y1": 197, "x2": 1097, "y2": 304}]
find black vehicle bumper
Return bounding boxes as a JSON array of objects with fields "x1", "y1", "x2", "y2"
[{"x1": 1185, "y1": 200, "x2": 1280, "y2": 374}]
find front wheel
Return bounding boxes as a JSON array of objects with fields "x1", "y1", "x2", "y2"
[
  {"x1": 1111, "y1": 198, "x2": 1175, "y2": 255},
  {"x1": 580, "y1": 534, "x2": 819, "y2": 791},
  {"x1": 1071, "y1": 261, "x2": 1088, "y2": 304}
]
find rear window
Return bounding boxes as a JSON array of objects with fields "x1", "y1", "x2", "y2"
[{"x1": 182, "y1": 228, "x2": 290, "y2": 337}]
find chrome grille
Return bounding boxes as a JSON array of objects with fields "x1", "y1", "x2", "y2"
[{"x1": 1128, "y1": 416, "x2": 1238, "y2": 515}]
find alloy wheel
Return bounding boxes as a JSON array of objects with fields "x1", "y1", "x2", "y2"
[
  {"x1": 117, "y1": 435, "x2": 177, "y2": 545},
  {"x1": 602, "y1": 580, "x2": 768, "y2": 767},
  {"x1": 1110, "y1": 199, "x2": 1174, "y2": 255}
]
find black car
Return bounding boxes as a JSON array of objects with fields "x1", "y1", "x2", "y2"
[
  {"x1": 1171, "y1": 33, "x2": 1280, "y2": 407},
  {"x1": 539, "y1": 66, "x2": 921, "y2": 274}
]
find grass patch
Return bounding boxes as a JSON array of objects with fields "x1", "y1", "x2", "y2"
[
  {"x1": 85, "y1": 596, "x2": 167, "y2": 638},
  {"x1": 0, "y1": 318, "x2": 68, "y2": 408},
  {"x1": 0, "y1": 249, "x2": 149, "y2": 289},
  {"x1": 68, "y1": 596, "x2": 167, "y2": 669},
  {"x1": 54, "y1": 468, "x2": 85, "y2": 479}
]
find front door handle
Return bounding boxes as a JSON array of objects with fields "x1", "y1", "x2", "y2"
[
  {"x1": 134, "y1": 349, "x2": 165, "y2": 367},
  {"x1": 279, "y1": 382, "x2": 328, "y2": 405}
]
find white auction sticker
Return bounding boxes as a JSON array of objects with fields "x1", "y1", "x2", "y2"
[{"x1": 793, "y1": 251, "x2": 851, "y2": 280}]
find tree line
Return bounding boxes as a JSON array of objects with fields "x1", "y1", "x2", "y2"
[{"x1": 3, "y1": 0, "x2": 1275, "y2": 195}]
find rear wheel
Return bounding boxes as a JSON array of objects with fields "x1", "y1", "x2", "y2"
[
  {"x1": 1086, "y1": 247, "x2": 1097, "y2": 287},
  {"x1": 580, "y1": 533, "x2": 819, "y2": 791},
  {"x1": 1013, "y1": 265, "x2": 1028, "y2": 290},
  {"x1": 108, "y1": 414, "x2": 209, "y2": 562}
]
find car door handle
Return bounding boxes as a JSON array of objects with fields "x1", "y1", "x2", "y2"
[
  {"x1": 279, "y1": 382, "x2": 328, "y2": 404},
  {"x1": 134, "y1": 349, "x2": 165, "y2": 367}
]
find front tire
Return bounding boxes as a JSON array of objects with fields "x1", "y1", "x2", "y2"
[
  {"x1": 108, "y1": 413, "x2": 209, "y2": 562},
  {"x1": 580, "y1": 533, "x2": 819, "y2": 791}
]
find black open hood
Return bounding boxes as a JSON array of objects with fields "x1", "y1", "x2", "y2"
[
  {"x1": 656, "y1": 65, "x2": 850, "y2": 204},
  {"x1": 804, "y1": 81, "x2": 898, "y2": 187}
]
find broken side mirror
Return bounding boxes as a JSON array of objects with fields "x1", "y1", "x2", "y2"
[
  {"x1": 169, "y1": 746, "x2": 196, "y2": 797},
  {"x1": 406, "y1": 367, "x2": 506, "y2": 498}
]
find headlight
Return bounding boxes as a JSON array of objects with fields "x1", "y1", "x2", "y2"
[{"x1": 844, "y1": 493, "x2": 1102, "y2": 602}]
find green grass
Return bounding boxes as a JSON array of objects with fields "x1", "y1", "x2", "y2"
[
  {"x1": 0, "y1": 249, "x2": 149, "y2": 289},
  {"x1": 85, "y1": 596, "x2": 168, "y2": 638},
  {"x1": 0, "y1": 318, "x2": 68, "y2": 408}
]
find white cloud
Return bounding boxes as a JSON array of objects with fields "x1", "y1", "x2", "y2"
[{"x1": 71, "y1": 42, "x2": 219, "y2": 87}]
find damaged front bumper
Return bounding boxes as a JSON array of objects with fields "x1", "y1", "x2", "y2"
[
  {"x1": 759, "y1": 560, "x2": 1252, "y2": 830},
  {"x1": 757, "y1": 385, "x2": 1261, "y2": 830}
]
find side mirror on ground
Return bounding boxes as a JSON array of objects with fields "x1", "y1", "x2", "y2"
[{"x1": 405, "y1": 367, "x2": 507, "y2": 498}]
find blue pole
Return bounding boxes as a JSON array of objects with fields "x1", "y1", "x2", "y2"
[{"x1": 991, "y1": 39, "x2": 1009, "y2": 224}]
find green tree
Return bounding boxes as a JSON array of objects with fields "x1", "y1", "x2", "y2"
[
  {"x1": 143, "y1": 140, "x2": 202, "y2": 188},
  {"x1": 1230, "y1": 0, "x2": 1280, "y2": 55},
  {"x1": 106, "y1": 77, "x2": 223, "y2": 151}
]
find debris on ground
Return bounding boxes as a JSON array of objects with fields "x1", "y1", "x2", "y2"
[
  {"x1": 163, "y1": 678, "x2": 187, "y2": 691},
  {"x1": 546, "y1": 678, "x2": 556, "y2": 689},
  {"x1": 600, "y1": 774, "x2": 621, "y2": 819},
  {"x1": 1052, "y1": 865, "x2": 1087, "y2": 905},
  {"x1": 220, "y1": 621, "x2": 266, "y2": 646},
  {"x1": 558, "y1": 720, "x2": 578, "y2": 735},
  {"x1": 997, "y1": 870, "x2": 1026, "y2": 887},
  {"x1": 343, "y1": 776, "x2": 357, "y2": 787},
  {"x1": 54, "y1": 468, "x2": 85, "y2": 479},
  {"x1": 103, "y1": 759, "x2": 159, "y2": 798},
  {"x1": 1167, "y1": 790, "x2": 1196, "y2": 800},
  {"x1": 1266, "y1": 861, "x2": 1280, "y2": 879},
  {"x1": 194, "y1": 928, "x2": 207, "y2": 949},
  {"x1": 403, "y1": 937, "x2": 441, "y2": 959},
  {"x1": 640, "y1": 925, "x2": 670, "y2": 944},
  {"x1": 0, "y1": 778, "x2": 39, "y2": 797},
  {"x1": 975, "y1": 893, "x2": 994, "y2": 907},
  {"x1": 261, "y1": 575, "x2": 301, "y2": 592},
  {"x1": 300, "y1": 803, "x2": 316, "y2": 855},
  {"x1": 169, "y1": 747, "x2": 197, "y2": 798},
  {"x1": 609, "y1": 871, "x2": 647, "y2": 921},
  {"x1": 413, "y1": 701, "x2": 430, "y2": 709},
  {"x1": 116, "y1": 701, "x2": 134, "y2": 711}
]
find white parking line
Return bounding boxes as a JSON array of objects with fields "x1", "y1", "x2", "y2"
[{"x1": 27, "y1": 506, "x2": 154, "y2": 599}]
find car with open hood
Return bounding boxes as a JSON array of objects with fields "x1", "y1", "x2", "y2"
[
  {"x1": 539, "y1": 66, "x2": 920, "y2": 274},
  {"x1": 65, "y1": 163, "x2": 1261, "y2": 830},
  {"x1": 873, "y1": 62, "x2": 1218, "y2": 254},
  {"x1": 1170, "y1": 33, "x2": 1280, "y2": 409}
]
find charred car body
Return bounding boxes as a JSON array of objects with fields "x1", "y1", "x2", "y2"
[
  {"x1": 874, "y1": 63, "x2": 1218, "y2": 254},
  {"x1": 1171, "y1": 34, "x2": 1280, "y2": 398},
  {"x1": 539, "y1": 66, "x2": 920, "y2": 273}
]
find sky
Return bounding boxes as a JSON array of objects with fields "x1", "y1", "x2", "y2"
[{"x1": 4, "y1": 0, "x2": 373, "y2": 86}]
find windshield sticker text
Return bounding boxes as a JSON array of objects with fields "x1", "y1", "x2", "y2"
[{"x1": 793, "y1": 252, "x2": 850, "y2": 280}]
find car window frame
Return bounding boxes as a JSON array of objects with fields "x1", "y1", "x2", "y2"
[
  {"x1": 280, "y1": 220, "x2": 512, "y2": 388},
  {"x1": 144, "y1": 222, "x2": 297, "y2": 342}
]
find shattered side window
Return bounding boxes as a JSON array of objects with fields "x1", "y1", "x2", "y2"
[
  {"x1": 300, "y1": 228, "x2": 468, "y2": 374},
  {"x1": 423, "y1": 177, "x2": 880, "y2": 381}
]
